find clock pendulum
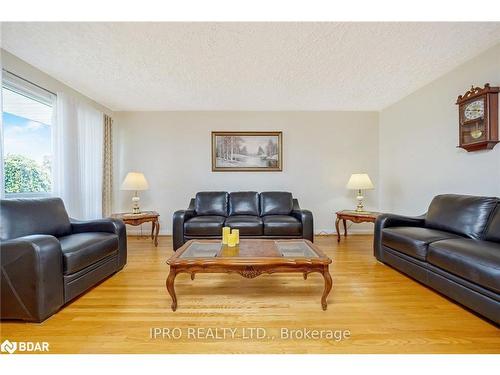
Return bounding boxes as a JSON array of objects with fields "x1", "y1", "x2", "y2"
[{"x1": 470, "y1": 123, "x2": 483, "y2": 140}]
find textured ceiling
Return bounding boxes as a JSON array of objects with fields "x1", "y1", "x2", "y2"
[{"x1": 2, "y1": 22, "x2": 500, "y2": 111}]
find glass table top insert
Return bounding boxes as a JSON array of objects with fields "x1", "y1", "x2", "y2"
[
  {"x1": 276, "y1": 241, "x2": 318, "y2": 258},
  {"x1": 179, "y1": 240, "x2": 319, "y2": 259},
  {"x1": 179, "y1": 242, "x2": 221, "y2": 258}
]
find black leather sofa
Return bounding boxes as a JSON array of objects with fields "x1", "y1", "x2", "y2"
[
  {"x1": 173, "y1": 191, "x2": 313, "y2": 250},
  {"x1": 374, "y1": 194, "x2": 500, "y2": 324},
  {"x1": 0, "y1": 198, "x2": 127, "y2": 322}
]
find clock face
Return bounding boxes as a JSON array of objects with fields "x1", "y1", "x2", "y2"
[{"x1": 463, "y1": 99, "x2": 484, "y2": 121}]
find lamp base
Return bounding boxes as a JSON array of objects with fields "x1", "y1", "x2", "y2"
[
  {"x1": 355, "y1": 190, "x2": 365, "y2": 212},
  {"x1": 132, "y1": 194, "x2": 141, "y2": 214}
]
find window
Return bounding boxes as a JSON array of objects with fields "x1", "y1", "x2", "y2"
[{"x1": 1, "y1": 71, "x2": 56, "y2": 197}]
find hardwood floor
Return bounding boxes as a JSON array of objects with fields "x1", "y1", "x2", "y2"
[{"x1": 1, "y1": 235, "x2": 498, "y2": 354}]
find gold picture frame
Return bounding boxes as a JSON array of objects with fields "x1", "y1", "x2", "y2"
[{"x1": 211, "y1": 131, "x2": 283, "y2": 172}]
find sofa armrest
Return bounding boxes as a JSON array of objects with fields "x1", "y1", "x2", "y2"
[
  {"x1": 0, "y1": 235, "x2": 64, "y2": 322},
  {"x1": 291, "y1": 209, "x2": 314, "y2": 242},
  {"x1": 291, "y1": 198, "x2": 314, "y2": 242},
  {"x1": 70, "y1": 218, "x2": 127, "y2": 269},
  {"x1": 373, "y1": 213, "x2": 426, "y2": 261},
  {"x1": 172, "y1": 209, "x2": 195, "y2": 250}
]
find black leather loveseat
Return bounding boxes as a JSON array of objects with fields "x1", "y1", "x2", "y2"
[
  {"x1": 173, "y1": 191, "x2": 313, "y2": 250},
  {"x1": 0, "y1": 198, "x2": 127, "y2": 322},
  {"x1": 374, "y1": 194, "x2": 499, "y2": 324}
]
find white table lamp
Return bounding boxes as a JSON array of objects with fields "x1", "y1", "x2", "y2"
[
  {"x1": 346, "y1": 173, "x2": 374, "y2": 212},
  {"x1": 121, "y1": 172, "x2": 149, "y2": 214}
]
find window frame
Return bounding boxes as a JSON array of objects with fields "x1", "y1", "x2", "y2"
[{"x1": 1, "y1": 70, "x2": 57, "y2": 198}]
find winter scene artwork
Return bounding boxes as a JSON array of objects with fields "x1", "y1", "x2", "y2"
[{"x1": 212, "y1": 132, "x2": 282, "y2": 171}]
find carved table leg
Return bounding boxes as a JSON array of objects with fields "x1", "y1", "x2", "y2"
[
  {"x1": 335, "y1": 216, "x2": 341, "y2": 242},
  {"x1": 343, "y1": 219, "x2": 347, "y2": 238},
  {"x1": 151, "y1": 221, "x2": 155, "y2": 239},
  {"x1": 303, "y1": 272, "x2": 308, "y2": 280},
  {"x1": 166, "y1": 269, "x2": 178, "y2": 311},
  {"x1": 321, "y1": 268, "x2": 333, "y2": 311},
  {"x1": 191, "y1": 273, "x2": 195, "y2": 280},
  {"x1": 154, "y1": 219, "x2": 160, "y2": 247}
]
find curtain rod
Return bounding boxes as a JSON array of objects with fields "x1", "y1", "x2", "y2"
[{"x1": 2, "y1": 68, "x2": 57, "y2": 96}]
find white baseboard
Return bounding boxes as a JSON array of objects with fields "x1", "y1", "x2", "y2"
[
  {"x1": 126, "y1": 228, "x2": 168, "y2": 236},
  {"x1": 125, "y1": 228, "x2": 374, "y2": 236},
  {"x1": 315, "y1": 228, "x2": 374, "y2": 235}
]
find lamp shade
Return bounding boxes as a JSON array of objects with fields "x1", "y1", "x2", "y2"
[
  {"x1": 121, "y1": 172, "x2": 149, "y2": 191},
  {"x1": 346, "y1": 173, "x2": 374, "y2": 190}
]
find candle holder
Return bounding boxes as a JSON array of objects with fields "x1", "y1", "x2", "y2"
[
  {"x1": 232, "y1": 229, "x2": 240, "y2": 245},
  {"x1": 227, "y1": 232, "x2": 237, "y2": 247},
  {"x1": 222, "y1": 227, "x2": 230, "y2": 245}
]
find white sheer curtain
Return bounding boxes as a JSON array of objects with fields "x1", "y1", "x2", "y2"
[{"x1": 53, "y1": 92, "x2": 104, "y2": 219}]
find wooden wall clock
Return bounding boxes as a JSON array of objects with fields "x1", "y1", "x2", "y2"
[{"x1": 456, "y1": 83, "x2": 499, "y2": 152}]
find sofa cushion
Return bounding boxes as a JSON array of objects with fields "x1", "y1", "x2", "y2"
[
  {"x1": 224, "y1": 215, "x2": 263, "y2": 235},
  {"x1": 263, "y1": 215, "x2": 302, "y2": 236},
  {"x1": 425, "y1": 194, "x2": 498, "y2": 239},
  {"x1": 228, "y1": 192, "x2": 259, "y2": 216},
  {"x1": 484, "y1": 205, "x2": 500, "y2": 242},
  {"x1": 428, "y1": 238, "x2": 500, "y2": 293},
  {"x1": 184, "y1": 215, "x2": 226, "y2": 236},
  {"x1": 382, "y1": 227, "x2": 461, "y2": 261},
  {"x1": 0, "y1": 197, "x2": 71, "y2": 240},
  {"x1": 194, "y1": 192, "x2": 228, "y2": 216},
  {"x1": 260, "y1": 192, "x2": 293, "y2": 216},
  {"x1": 59, "y1": 232, "x2": 118, "y2": 275}
]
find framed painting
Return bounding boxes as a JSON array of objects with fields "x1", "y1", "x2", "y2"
[{"x1": 211, "y1": 131, "x2": 283, "y2": 172}]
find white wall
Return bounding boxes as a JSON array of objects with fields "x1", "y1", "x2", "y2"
[
  {"x1": 113, "y1": 111, "x2": 379, "y2": 234},
  {"x1": 8, "y1": 41, "x2": 499, "y2": 229},
  {"x1": 379, "y1": 43, "x2": 500, "y2": 215}
]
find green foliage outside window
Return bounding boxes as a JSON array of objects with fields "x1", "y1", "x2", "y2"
[{"x1": 4, "y1": 154, "x2": 51, "y2": 193}]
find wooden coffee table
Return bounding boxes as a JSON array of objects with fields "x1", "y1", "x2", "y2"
[{"x1": 166, "y1": 239, "x2": 332, "y2": 311}]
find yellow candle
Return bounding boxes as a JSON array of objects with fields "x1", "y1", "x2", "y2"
[
  {"x1": 222, "y1": 227, "x2": 230, "y2": 245},
  {"x1": 232, "y1": 229, "x2": 240, "y2": 245},
  {"x1": 227, "y1": 232, "x2": 237, "y2": 247}
]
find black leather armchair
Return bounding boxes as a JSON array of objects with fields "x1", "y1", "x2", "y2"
[
  {"x1": 374, "y1": 194, "x2": 500, "y2": 324},
  {"x1": 173, "y1": 191, "x2": 314, "y2": 250},
  {"x1": 0, "y1": 198, "x2": 127, "y2": 322}
]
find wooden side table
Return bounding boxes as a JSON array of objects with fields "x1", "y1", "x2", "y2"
[
  {"x1": 110, "y1": 211, "x2": 160, "y2": 246},
  {"x1": 335, "y1": 210, "x2": 380, "y2": 242}
]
